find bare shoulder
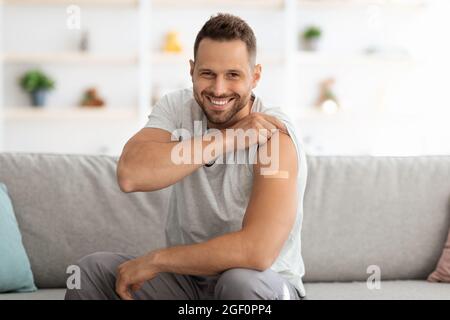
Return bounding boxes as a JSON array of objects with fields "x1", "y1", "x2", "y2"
[{"x1": 254, "y1": 132, "x2": 298, "y2": 178}]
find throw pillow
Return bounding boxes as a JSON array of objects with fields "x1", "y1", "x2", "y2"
[{"x1": 0, "y1": 182, "x2": 37, "y2": 292}]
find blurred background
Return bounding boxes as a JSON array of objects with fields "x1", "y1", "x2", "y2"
[{"x1": 0, "y1": 0, "x2": 449, "y2": 156}]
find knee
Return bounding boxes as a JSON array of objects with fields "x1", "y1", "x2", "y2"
[
  {"x1": 214, "y1": 268, "x2": 274, "y2": 300},
  {"x1": 64, "y1": 252, "x2": 119, "y2": 300},
  {"x1": 76, "y1": 251, "x2": 118, "y2": 275}
]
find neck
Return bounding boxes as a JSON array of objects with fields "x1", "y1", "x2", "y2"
[{"x1": 207, "y1": 94, "x2": 254, "y2": 130}]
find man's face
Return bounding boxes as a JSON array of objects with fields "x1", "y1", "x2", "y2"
[{"x1": 190, "y1": 38, "x2": 261, "y2": 127}]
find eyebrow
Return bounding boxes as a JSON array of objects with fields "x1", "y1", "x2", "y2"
[{"x1": 198, "y1": 68, "x2": 243, "y2": 74}]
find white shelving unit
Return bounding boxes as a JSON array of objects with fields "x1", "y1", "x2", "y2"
[
  {"x1": 296, "y1": 50, "x2": 416, "y2": 67},
  {"x1": 0, "y1": 1, "x2": 137, "y2": 155},
  {"x1": 152, "y1": 0, "x2": 283, "y2": 9},
  {"x1": 0, "y1": 0, "x2": 296, "y2": 155},
  {"x1": 0, "y1": 0, "x2": 148, "y2": 114},
  {"x1": 0, "y1": 0, "x2": 429, "y2": 155},
  {"x1": 2, "y1": 52, "x2": 139, "y2": 65},
  {"x1": 0, "y1": 0, "x2": 150, "y2": 155},
  {"x1": 150, "y1": 51, "x2": 284, "y2": 65},
  {"x1": 3, "y1": 107, "x2": 138, "y2": 120},
  {"x1": 297, "y1": 0, "x2": 427, "y2": 10},
  {"x1": 0, "y1": 0, "x2": 291, "y2": 117},
  {"x1": 1, "y1": 0, "x2": 139, "y2": 6}
]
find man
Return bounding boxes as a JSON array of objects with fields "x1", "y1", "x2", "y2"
[{"x1": 65, "y1": 13, "x2": 307, "y2": 300}]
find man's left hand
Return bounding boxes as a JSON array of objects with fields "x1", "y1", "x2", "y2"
[{"x1": 115, "y1": 251, "x2": 160, "y2": 300}]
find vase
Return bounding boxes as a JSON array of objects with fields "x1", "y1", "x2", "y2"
[
  {"x1": 31, "y1": 90, "x2": 46, "y2": 107},
  {"x1": 302, "y1": 38, "x2": 320, "y2": 51}
]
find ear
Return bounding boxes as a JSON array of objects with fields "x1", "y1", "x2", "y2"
[
  {"x1": 189, "y1": 59, "x2": 195, "y2": 77},
  {"x1": 251, "y1": 64, "x2": 262, "y2": 89}
]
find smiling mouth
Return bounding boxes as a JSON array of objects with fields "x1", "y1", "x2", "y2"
[{"x1": 206, "y1": 96, "x2": 235, "y2": 110}]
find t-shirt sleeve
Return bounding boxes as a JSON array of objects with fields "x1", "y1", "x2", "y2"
[{"x1": 144, "y1": 94, "x2": 179, "y2": 134}]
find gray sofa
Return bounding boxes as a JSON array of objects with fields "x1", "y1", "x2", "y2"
[{"x1": 0, "y1": 152, "x2": 449, "y2": 300}]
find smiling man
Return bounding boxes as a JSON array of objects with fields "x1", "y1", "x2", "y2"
[{"x1": 65, "y1": 13, "x2": 307, "y2": 300}]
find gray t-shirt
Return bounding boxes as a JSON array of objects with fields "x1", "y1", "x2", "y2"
[{"x1": 145, "y1": 87, "x2": 307, "y2": 297}]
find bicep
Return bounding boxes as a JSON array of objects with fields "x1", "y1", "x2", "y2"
[{"x1": 241, "y1": 132, "x2": 299, "y2": 260}]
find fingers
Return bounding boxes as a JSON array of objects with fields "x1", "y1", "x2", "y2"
[
  {"x1": 262, "y1": 115, "x2": 288, "y2": 135},
  {"x1": 257, "y1": 118, "x2": 277, "y2": 142},
  {"x1": 115, "y1": 276, "x2": 134, "y2": 300},
  {"x1": 259, "y1": 117, "x2": 277, "y2": 132},
  {"x1": 228, "y1": 112, "x2": 289, "y2": 151}
]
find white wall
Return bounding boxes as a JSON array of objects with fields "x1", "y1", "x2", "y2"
[{"x1": 294, "y1": 0, "x2": 450, "y2": 155}]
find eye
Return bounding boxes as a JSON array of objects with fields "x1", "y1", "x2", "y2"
[
  {"x1": 228, "y1": 73, "x2": 240, "y2": 79},
  {"x1": 200, "y1": 71, "x2": 214, "y2": 78}
]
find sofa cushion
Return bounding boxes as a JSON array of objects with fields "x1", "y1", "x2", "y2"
[
  {"x1": 1, "y1": 153, "x2": 450, "y2": 287},
  {"x1": 428, "y1": 227, "x2": 450, "y2": 282},
  {"x1": 0, "y1": 153, "x2": 172, "y2": 288},
  {"x1": 302, "y1": 156, "x2": 450, "y2": 282},
  {"x1": 304, "y1": 280, "x2": 450, "y2": 300},
  {"x1": 0, "y1": 182, "x2": 37, "y2": 293}
]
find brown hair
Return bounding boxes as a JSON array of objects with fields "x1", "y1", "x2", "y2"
[{"x1": 194, "y1": 13, "x2": 257, "y2": 65}]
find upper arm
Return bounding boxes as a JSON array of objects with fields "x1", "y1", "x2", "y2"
[
  {"x1": 125, "y1": 127, "x2": 173, "y2": 146},
  {"x1": 241, "y1": 131, "x2": 299, "y2": 268}
]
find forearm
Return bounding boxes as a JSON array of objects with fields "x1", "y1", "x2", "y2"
[
  {"x1": 118, "y1": 133, "x2": 225, "y2": 192},
  {"x1": 150, "y1": 231, "x2": 266, "y2": 277}
]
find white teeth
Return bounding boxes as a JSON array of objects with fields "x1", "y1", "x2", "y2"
[{"x1": 209, "y1": 97, "x2": 230, "y2": 106}]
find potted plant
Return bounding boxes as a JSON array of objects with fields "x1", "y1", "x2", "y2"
[
  {"x1": 301, "y1": 25, "x2": 322, "y2": 51},
  {"x1": 19, "y1": 69, "x2": 55, "y2": 107}
]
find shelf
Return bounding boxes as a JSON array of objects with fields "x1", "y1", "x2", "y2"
[
  {"x1": 296, "y1": 51, "x2": 416, "y2": 67},
  {"x1": 2, "y1": 0, "x2": 426, "y2": 9},
  {"x1": 1, "y1": 0, "x2": 138, "y2": 6},
  {"x1": 3, "y1": 107, "x2": 139, "y2": 120},
  {"x1": 1, "y1": 52, "x2": 284, "y2": 66},
  {"x1": 2, "y1": 52, "x2": 139, "y2": 65},
  {"x1": 297, "y1": 0, "x2": 427, "y2": 10},
  {"x1": 1, "y1": 0, "x2": 283, "y2": 8},
  {"x1": 152, "y1": 0, "x2": 283, "y2": 9},
  {"x1": 151, "y1": 52, "x2": 284, "y2": 65},
  {"x1": 297, "y1": 107, "x2": 346, "y2": 121},
  {"x1": 296, "y1": 106, "x2": 387, "y2": 123},
  {"x1": 151, "y1": 52, "x2": 191, "y2": 64}
]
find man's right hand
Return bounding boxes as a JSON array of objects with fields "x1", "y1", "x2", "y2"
[
  {"x1": 118, "y1": 113, "x2": 289, "y2": 193},
  {"x1": 222, "y1": 112, "x2": 288, "y2": 152}
]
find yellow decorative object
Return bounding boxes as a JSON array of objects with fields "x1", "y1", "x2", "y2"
[{"x1": 163, "y1": 31, "x2": 183, "y2": 53}]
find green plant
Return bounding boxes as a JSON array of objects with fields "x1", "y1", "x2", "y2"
[
  {"x1": 19, "y1": 69, "x2": 55, "y2": 93},
  {"x1": 303, "y1": 26, "x2": 322, "y2": 40}
]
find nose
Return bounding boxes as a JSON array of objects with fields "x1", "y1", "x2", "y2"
[{"x1": 211, "y1": 76, "x2": 227, "y2": 97}]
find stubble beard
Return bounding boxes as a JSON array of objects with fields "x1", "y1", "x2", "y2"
[{"x1": 193, "y1": 89, "x2": 252, "y2": 127}]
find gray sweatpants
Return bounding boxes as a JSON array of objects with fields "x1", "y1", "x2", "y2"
[{"x1": 64, "y1": 252, "x2": 302, "y2": 300}]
